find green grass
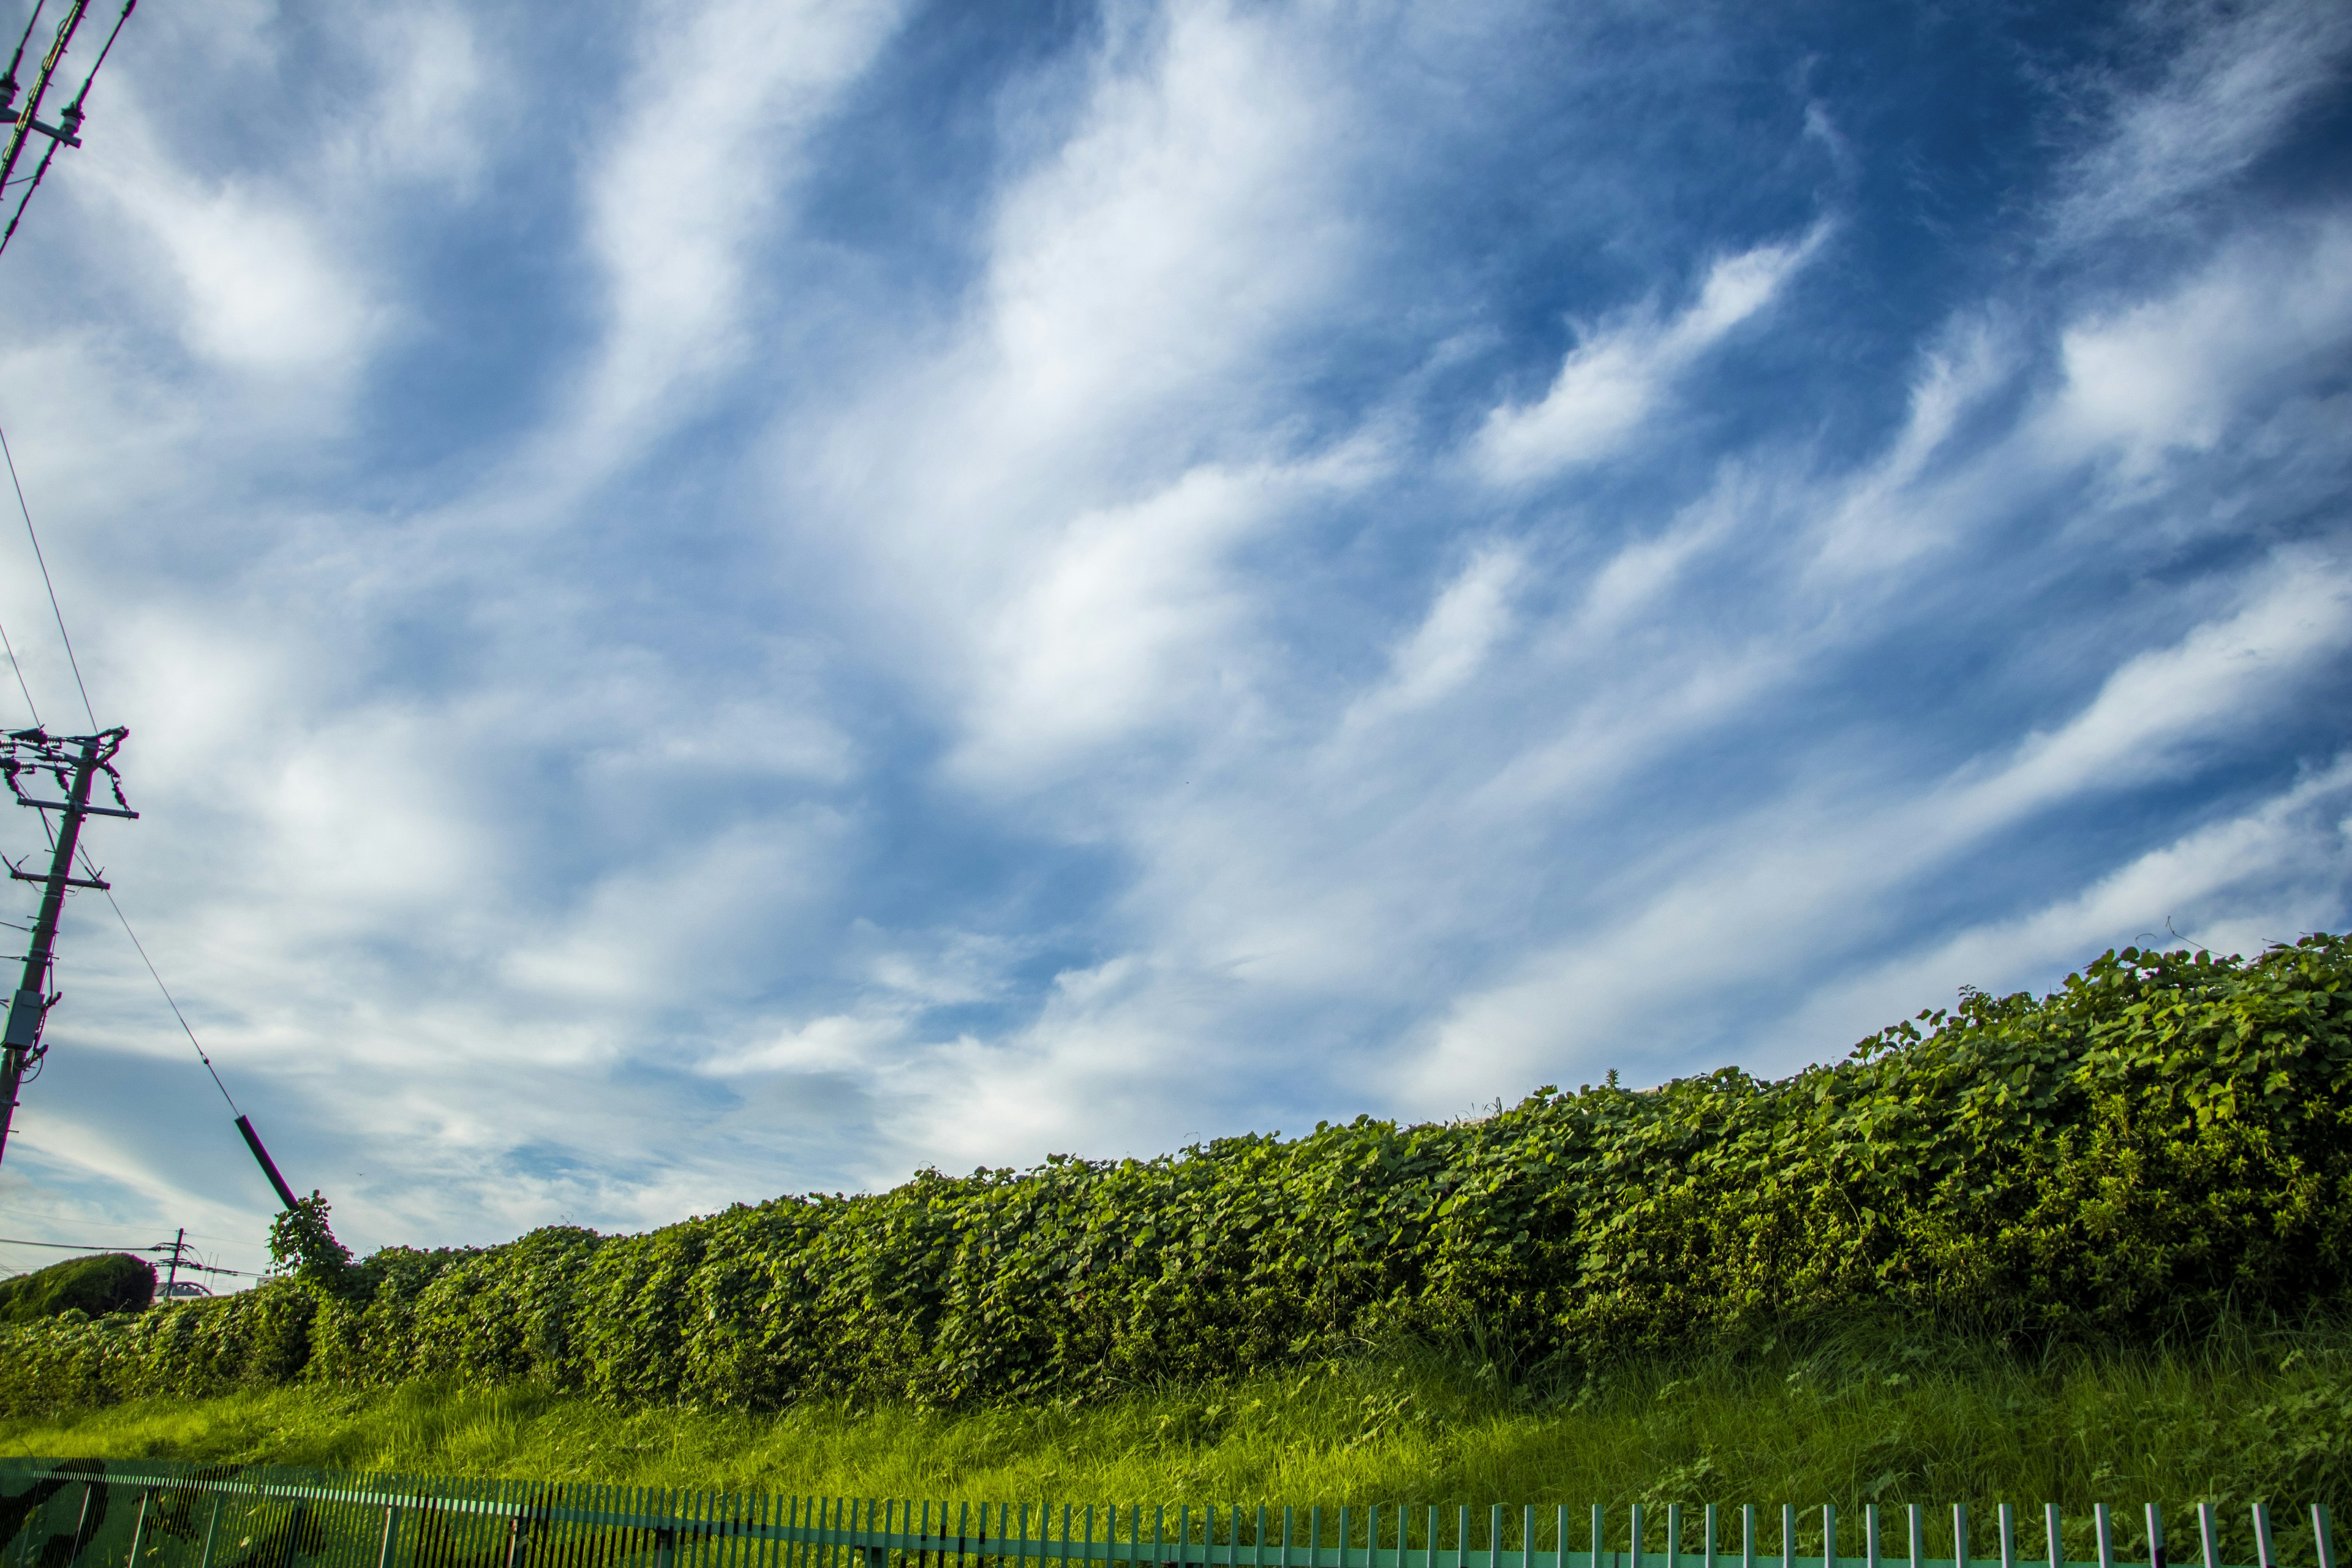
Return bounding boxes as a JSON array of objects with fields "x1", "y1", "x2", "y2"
[{"x1": 0, "y1": 1316, "x2": 2342, "y2": 1563}]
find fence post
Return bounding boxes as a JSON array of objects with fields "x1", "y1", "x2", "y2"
[
  {"x1": 1956, "y1": 1507, "x2": 1970, "y2": 1568},
  {"x1": 1999, "y1": 1509, "x2": 2015, "y2": 1568},
  {"x1": 1781, "y1": 1510, "x2": 1793, "y2": 1568},
  {"x1": 65, "y1": 1480, "x2": 94, "y2": 1568},
  {"x1": 2313, "y1": 1508, "x2": 2335, "y2": 1568},
  {"x1": 2250, "y1": 1508, "x2": 2273, "y2": 1568},
  {"x1": 198, "y1": 1494, "x2": 222, "y2": 1568},
  {"x1": 1670, "y1": 1509, "x2": 1683, "y2": 1568},
  {"x1": 2145, "y1": 1507, "x2": 2163, "y2": 1568},
  {"x1": 123, "y1": 1489, "x2": 150, "y2": 1568},
  {"x1": 1825, "y1": 1506, "x2": 1838, "y2": 1568},
  {"x1": 1707, "y1": 1507, "x2": 1718, "y2": 1568},
  {"x1": 1909, "y1": 1509, "x2": 1923, "y2": 1568},
  {"x1": 1864, "y1": 1507, "x2": 1877, "y2": 1568},
  {"x1": 2094, "y1": 1509, "x2": 2113, "y2": 1568},
  {"x1": 379, "y1": 1503, "x2": 401, "y2": 1568},
  {"x1": 2046, "y1": 1509, "x2": 2062, "y2": 1568},
  {"x1": 1631, "y1": 1507, "x2": 1643, "y2": 1568}
]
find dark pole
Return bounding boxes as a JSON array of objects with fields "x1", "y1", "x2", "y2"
[
  {"x1": 163, "y1": 1226, "x2": 182, "y2": 1297},
  {"x1": 0, "y1": 731, "x2": 100, "y2": 1168},
  {"x1": 235, "y1": 1114, "x2": 300, "y2": 1211},
  {"x1": 0, "y1": 728, "x2": 132, "y2": 1170}
]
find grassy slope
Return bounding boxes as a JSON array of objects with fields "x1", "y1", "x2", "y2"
[{"x1": 0, "y1": 1317, "x2": 2343, "y2": 1561}]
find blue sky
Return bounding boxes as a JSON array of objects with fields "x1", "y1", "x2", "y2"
[{"x1": 0, "y1": 0, "x2": 2346, "y2": 1277}]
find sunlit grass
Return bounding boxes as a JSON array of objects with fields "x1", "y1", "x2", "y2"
[{"x1": 0, "y1": 1314, "x2": 2340, "y2": 1565}]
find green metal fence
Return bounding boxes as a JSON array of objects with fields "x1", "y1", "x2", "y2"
[{"x1": 0, "y1": 1463, "x2": 2332, "y2": 1568}]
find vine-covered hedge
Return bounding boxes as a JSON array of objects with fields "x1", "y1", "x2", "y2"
[{"x1": 4, "y1": 937, "x2": 2348, "y2": 1416}]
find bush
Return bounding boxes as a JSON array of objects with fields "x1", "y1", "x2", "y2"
[
  {"x1": 0, "y1": 1253, "x2": 153, "y2": 1325},
  {"x1": 3, "y1": 935, "x2": 2346, "y2": 1418}
]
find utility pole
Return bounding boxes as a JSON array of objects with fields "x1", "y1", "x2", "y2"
[
  {"x1": 0, "y1": 725, "x2": 134, "y2": 1170},
  {"x1": 160, "y1": 1225, "x2": 182, "y2": 1295}
]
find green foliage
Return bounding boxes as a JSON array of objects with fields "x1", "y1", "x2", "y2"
[
  {"x1": 4, "y1": 935, "x2": 2348, "y2": 1420},
  {"x1": 266, "y1": 1191, "x2": 352, "y2": 1288},
  {"x1": 0, "y1": 1253, "x2": 152, "y2": 1325}
]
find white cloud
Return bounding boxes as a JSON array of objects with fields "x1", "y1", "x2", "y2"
[
  {"x1": 2047, "y1": 218, "x2": 2352, "y2": 472},
  {"x1": 1348, "y1": 543, "x2": 1523, "y2": 724},
  {"x1": 1403, "y1": 551, "x2": 2352, "y2": 1103},
  {"x1": 2056, "y1": 0, "x2": 2352, "y2": 241},
  {"x1": 564, "y1": 0, "x2": 907, "y2": 470},
  {"x1": 1951, "y1": 553, "x2": 2352, "y2": 829},
  {"x1": 327, "y1": 9, "x2": 492, "y2": 193},
  {"x1": 1757, "y1": 756, "x2": 2352, "y2": 1074},
  {"x1": 80, "y1": 131, "x2": 383, "y2": 383},
  {"x1": 952, "y1": 464, "x2": 1284, "y2": 780},
  {"x1": 1472, "y1": 224, "x2": 1828, "y2": 486},
  {"x1": 703, "y1": 1011, "x2": 908, "y2": 1076},
  {"x1": 977, "y1": 3, "x2": 1357, "y2": 451},
  {"x1": 1806, "y1": 321, "x2": 2012, "y2": 579}
]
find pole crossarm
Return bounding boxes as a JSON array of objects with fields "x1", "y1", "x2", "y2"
[
  {"x1": 8, "y1": 798, "x2": 137, "y2": 818},
  {"x1": 5, "y1": 861, "x2": 107, "y2": 889}
]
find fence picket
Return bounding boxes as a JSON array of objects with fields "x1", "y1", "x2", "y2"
[{"x1": 0, "y1": 1461, "x2": 2337, "y2": 1568}]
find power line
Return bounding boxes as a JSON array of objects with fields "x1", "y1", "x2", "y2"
[
  {"x1": 0, "y1": 1234, "x2": 257, "y2": 1275},
  {"x1": 0, "y1": 1210, "x2": 268, "y2": 1253},
  {"x1": 0, "y1": 424, "x2": 94, "y2": 729},
  {"x1": 0, "y1": 1, "x2": 138, "y2": 261},
  {"x1": 0, "y1": 607, "x2": 37, "y2": 726}
]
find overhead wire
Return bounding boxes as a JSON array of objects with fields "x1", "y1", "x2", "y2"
[
  {"x1": 0, "y1": 607, "x2": 37, "y2": 726},
  {"x1": 0, "y1": 1208, "x2": 270, "y2": 1252},
  {"x1": 0, "y1": 132, "x2": 63, "y2": 257},
  {"x1": 63, "y1": 1, "x2": 129, "y2": 107},
  {"x1": 0, "y1": 1234, "x2": 258, "y2": 1275},
  {"x1": 0, "y1": 2, "x2": 135, "y2": 260},
  {"x1": 0, "y1": 424, "x2": 92, "y2": 731},
  {"x1": 0, "y1": 384, "x2": 238, "y2": 1112},
  {"x1": 1, "y1": 3, "x2": 49, "y2": 100}
]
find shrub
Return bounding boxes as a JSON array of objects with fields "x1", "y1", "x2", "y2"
[{"x1": 0, "y1": 1253, "x2": 153, "y2": 1326}]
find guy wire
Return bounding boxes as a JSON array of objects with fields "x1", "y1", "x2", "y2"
[{"x1": 75, "y1": 845, "x2": 241, "y2": 1115}]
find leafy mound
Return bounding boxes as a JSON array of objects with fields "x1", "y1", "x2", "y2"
[
  {"x1": 0, "y1": 1253, "x2": 153, "y2": 1327},
  {"x1": 4, "y1": 937, "x2": 2348, "y2": 1416}
]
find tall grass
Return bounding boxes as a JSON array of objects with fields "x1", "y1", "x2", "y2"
[{"x1": 0, "y1": 1313, "x2": 2342, "y2": 1562}]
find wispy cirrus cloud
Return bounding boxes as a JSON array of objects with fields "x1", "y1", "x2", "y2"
[{"x1": 1472, "y1": 224, "x2": 1829, "y2": 487}]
